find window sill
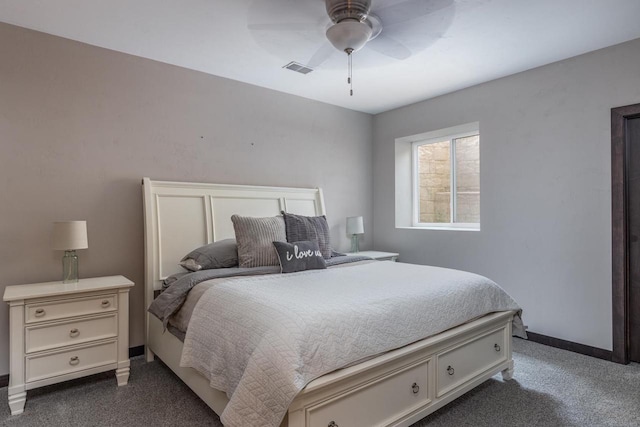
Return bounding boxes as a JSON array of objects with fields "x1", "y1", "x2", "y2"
[{"x1": 397, "y1": 226, "x2": 480, "y2": 232}]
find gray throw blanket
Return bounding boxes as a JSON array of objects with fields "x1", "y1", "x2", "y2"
[{"x1": 148, "y1": 255, "x2": 372, "y2": 328}]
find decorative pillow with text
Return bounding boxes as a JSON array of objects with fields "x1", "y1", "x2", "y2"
[{"x1": 273, "y1": 240, "x2": 327, "y2": 273}]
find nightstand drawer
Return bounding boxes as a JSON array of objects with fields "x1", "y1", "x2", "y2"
[
  {"x1": 26, "y1": 294, "x2": 117, "y2": 324},
  {"x1": 26, "y1": 340, "x2": 117, "y2": 383},
  {"x1": 25, "y1": 314, "x2": 118, "y2": 353}
]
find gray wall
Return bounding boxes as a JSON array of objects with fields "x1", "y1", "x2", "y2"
[
  {"x1": 373, "y1": 38, "x2": 640, "y2": 350},
  {"x1": 0, "y1": 23, "x2": 373, "y2": 375}
]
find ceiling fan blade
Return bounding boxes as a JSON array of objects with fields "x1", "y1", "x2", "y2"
[
  {"x1": 374, "y1": 0, "x2": 454, "y2": 27},
  {"x1": 248, "y1": 23, "x2": 317, "y2": 32},
  {"x1": 307, "y1": 43, "x2": 336, "y2": 68},
  {"x1": 367, "y1": 35, "x2": 412, "y2": 60}
]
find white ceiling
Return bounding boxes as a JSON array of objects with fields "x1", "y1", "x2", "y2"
[{"x1": 2, "y1": 0, "x2": 640, "y2": 114}]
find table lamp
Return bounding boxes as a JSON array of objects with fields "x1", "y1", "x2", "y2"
[
  {"x1": 52, "y1": 221, "x2": 88, "y2": 283},
  {"x1": 346, "y1": 216, "x2": 364, "y2": 253}
]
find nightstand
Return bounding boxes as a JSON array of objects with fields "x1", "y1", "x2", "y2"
[
  {"x1": 345, "y1": 250, "x2": 399, "y2": 261},
  {"x1": 3, "y1": 275, "x2": 134, "y2": 415}
]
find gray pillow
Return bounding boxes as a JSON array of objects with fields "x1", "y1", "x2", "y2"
[
  {"x1": 179, "y1": 239, "x2": 238, "y2": 272},
  {"x1": 273, "y1": 241, "x2": 327, "y2": 273},
  {"x1": 232, "y1": 215, "x2": 287, "y2": 268},
  {"x1": 282, "y1": 212, "x2": 332, "y2": 259}
]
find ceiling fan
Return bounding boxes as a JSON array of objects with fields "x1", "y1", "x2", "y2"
[{"x1": 249, "y1": 0, "x2": 456, "y2": 96}]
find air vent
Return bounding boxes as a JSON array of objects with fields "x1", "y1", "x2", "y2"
[{"x1": 283, "y1": 62, "x2": 314, "y2": 75}]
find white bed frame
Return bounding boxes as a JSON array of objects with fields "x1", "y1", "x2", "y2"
[{"x1": 142, "y1": 177, "x2": 515, "y2": 427}]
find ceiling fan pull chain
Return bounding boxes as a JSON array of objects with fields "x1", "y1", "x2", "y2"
[{"x1": 347, "y1": 49, "x2": 353, "y2": 96}]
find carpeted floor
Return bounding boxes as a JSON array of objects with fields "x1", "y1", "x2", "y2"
[{"x1": 1, "y1": 339, "x2": 638, "y2": 426}]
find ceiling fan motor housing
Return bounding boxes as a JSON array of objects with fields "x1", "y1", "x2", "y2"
[{"x1": 326, "y1": 0, "x2": 372, "y2": 23}]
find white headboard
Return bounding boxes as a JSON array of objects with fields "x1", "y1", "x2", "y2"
[{"x1": 142, "y1": 177, "x2": 326, "y2": 307}]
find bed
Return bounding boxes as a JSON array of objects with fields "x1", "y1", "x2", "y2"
[{"x1": 142, "y1": 178, "x2": 523, "y2": 427}]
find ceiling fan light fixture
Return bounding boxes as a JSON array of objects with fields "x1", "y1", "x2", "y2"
[{"x1": 326, "y1": 20, "x2": 373, "y2": 53}]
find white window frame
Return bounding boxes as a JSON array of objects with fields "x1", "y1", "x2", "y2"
[{"x1": 411, "y1": 130, "x2": 480, "y2": 230}]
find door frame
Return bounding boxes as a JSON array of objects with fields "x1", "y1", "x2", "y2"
[{"x1": 611, "y1": 103, "x2": 640, "y2": 364}]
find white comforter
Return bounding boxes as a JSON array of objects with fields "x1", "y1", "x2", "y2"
[{"x1": 180, "y1": 261, "x2": 522, "y2": 427}]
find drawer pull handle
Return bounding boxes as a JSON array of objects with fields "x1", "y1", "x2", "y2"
[
  {"x1": 101, "y1": 300, "x2": 111, "y2": 308},
  {"x1": 69, "y1": 328, "x2": 80, "y2": 338},
  {"x1": 411, "y1": 382, "x2": 420, "y2": 394},
  {"x1": 35, "y1": 308, "x2": 46, "y2": 317},
  {"x1": 494, "y1": 343, "x2": 501, "y2": 352},
  {"x1": 447, "y1": 365, "x2": 455, "y2": 376},
  {"x1": 69, "y1": 356, "x2": 80, "y2": 366},
  {"x1": 328, "y1": 422, "x2": 338, "y2": 427}
]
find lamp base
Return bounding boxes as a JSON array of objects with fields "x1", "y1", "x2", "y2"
[
  {"x1": 62, "y1": 250, "x2": 79, "y2": 283},
  {"x1": 350, "y1": 235, "x2": 360, "y2": 253}
]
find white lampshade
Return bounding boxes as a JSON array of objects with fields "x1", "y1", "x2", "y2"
[
  {"x1": 346, "y1": 216, "x2": 364, "y2": 235},
  {"x1": 326, "y1": 20, "x2": 373, "y2": 53},
  {"x1": 52, "y1": 221, "x2": 88, "y2": 250}
]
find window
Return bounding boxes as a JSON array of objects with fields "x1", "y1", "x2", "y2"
[
  {"x1": 413, "y1": 131, "x2": 480, "y2": 228},
  {"x1": 395, "y1": 122, "x2": 480, "y2": 231}
]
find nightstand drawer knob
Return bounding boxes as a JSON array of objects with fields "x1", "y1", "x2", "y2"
[
  {"x1": 101, "y1": 300, "x2": 111, "y2": 308},
  {"x1": 69, "y1": 328, "x2": 80, "y2": 338},
  {"x1": 494, "y1": 343, "x2": 501, "y2": 352},
  {"x1": 35, "y1": 308, "x2": 45, "y2": 317},
  {"x1": 447, "y1": 365, "x2": 455, "y2": 376},
  {"x1": 412, "y1": 382, "x2": 420, "y2": 394},
  {"x1": 69, "y1": 356, "x2": 80, "y2": 366}
]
